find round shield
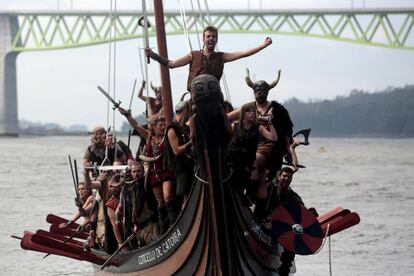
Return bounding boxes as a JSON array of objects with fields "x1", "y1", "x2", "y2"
[{"x1": 271, "y1": 203, "x2": 323, "y2": 255}]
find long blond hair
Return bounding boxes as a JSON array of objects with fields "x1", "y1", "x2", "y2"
[{"x1": 148, "y1": 114, "x2": 166, "y2": 136}]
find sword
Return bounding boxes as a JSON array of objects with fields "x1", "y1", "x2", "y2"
[
  {"x1": 128, "y1": 79, "x2": 137, "y2": 112},
  {"x1": 282, "y1": 161, "x2": 306, "y2": 168},
  {"x1": 138, "y1": 1, "x2": 151, "y2": 64},
  {"x1": 85, "y1": 164, "x2": 131, "y2": 172},
  {"x1": 97, "y1": 86, "x2": 121, "y2": 109}
]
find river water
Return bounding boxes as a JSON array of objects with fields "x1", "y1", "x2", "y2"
[{"x1": 1, "y1": 136, "x2": 413, "y2": 275}]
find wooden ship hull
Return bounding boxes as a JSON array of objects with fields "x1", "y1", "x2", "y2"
[
  {"x1": 16, "y1": 1, "x2": 360, "y2": 274},
  {"x1": 19, "y1": 163, "x2": 285, "y2": 275},
  {"x1": 17, "y1": 73, "x2": 360, "y2": 273},
  {"x1": 18, "y1": 148, "x2": 359, "y2": 275}
]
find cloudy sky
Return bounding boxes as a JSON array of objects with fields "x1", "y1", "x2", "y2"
[{"x1": 1, "y1": 0, "x2": 413, "y2": 130}]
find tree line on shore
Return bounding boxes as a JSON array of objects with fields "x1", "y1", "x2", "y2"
[
  {"x1": 285, "y1": 85, "x2": 414, "y2": 137},
  {"x1": 18, "y1": 85, "x2": 414, "y2": 137}
]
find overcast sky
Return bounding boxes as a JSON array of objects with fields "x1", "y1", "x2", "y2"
[{"x1": 1, "y1": 0, "x2": 413, "y2": 130}]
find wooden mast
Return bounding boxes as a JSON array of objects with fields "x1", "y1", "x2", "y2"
[{"x1": 152, "y1": 0, "x2": 173, "y2": 125}]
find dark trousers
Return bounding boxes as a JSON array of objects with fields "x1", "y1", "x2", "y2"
[{"x1": 278, "y1": 249, "x2": 295, "y2": 276}]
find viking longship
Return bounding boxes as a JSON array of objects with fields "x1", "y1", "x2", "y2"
[{"x1": 15, "y1": 1, "x2": 360, "y2": 275}]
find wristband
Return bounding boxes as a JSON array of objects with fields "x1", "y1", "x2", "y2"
[{"x1": 149, "y1": 51, "x2": 169, "y2": 66}]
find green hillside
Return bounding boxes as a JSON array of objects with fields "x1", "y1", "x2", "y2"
[{"x1": 284, "y1": 85, "x2": 414, "y2": 137}]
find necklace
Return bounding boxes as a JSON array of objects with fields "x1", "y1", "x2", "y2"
[
  {"x1": 255, "y1": 101, "x2": 270, "y2": 116},
  {"x1": 151, "y1": 136, "x2": 164, "y2": 157}
]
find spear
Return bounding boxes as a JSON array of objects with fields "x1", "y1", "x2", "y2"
[
  {"x1": 74, "y1": 159, "x2": 80, "y2": 191},
  {"x1": 127, "y1": 129, "x2": 132, "y2": 149},
  {"x1": 100, "y1": 232, "x2": 135, "y2": 270},
  {"x1": 68, "y1": 155, "x2": 79, "y2": 199}
]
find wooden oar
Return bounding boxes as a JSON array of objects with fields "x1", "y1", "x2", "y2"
[
  {"x1": 49, "y1": 223, "x2": 89, "y2": 239},
  {"x1": 100, "y1": 233, "x2": 135, "y2": 270},
  {"x1": 46, "y1": 214, "x2": 77, "y2": 225},
  {"x1": 43, "y1": 225, "x2": 86, "y2": 259},
  {"x1": 22, "y1": 232, "x2": 113, "y2": 266},
  {"x1": 317, "y1": 207, "x2": 350, "y2": 224},
  {"x1": 322, "y1": 212, "x2": 360, "y2": 236},
  {"x1": 36, "y1": 230, "x2": 84, "y2": 247}
]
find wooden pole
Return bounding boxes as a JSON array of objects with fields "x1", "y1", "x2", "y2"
[
  {"x1": 100, "y1": 233, "x2": 135, "y2": 270},
  {"x1": 153, "y1": 0, "x2": 173, "y2": 126}
]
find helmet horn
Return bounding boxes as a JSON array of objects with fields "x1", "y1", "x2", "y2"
[
  {"x1": 150, "y1": 81, "x2": 158, "y2": 92},
  {"x1": 268, "y1": 70, "x2": 281, "y2": 90},
  {"x1": 244, "y1": 68, "x2": 254, "y2": 88}
]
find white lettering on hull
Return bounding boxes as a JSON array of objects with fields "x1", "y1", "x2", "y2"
[
  {"x1": 249, "y1": 219, "x2": 272, "y2": 246},
  {"x1": 137, "y1": 228, "x2": 182, "y2": 265}
]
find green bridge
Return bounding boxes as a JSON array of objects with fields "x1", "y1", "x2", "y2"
[
  {"x1": 7, "y1": 8, "x2": 414, "y2": 51},
  {"x1": 1, "y1": 8, "x2": 413, "y2": 135}
]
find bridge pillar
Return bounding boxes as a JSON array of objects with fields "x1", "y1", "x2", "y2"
[{"x1": 0, "y1": 14, "x2": 19, "y2": 136}]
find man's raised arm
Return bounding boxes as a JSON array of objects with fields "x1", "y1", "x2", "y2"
[{"x1": 223, "y1": 37, "x2": 272, "y2": 63}]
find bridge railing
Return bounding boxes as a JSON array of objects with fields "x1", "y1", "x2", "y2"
[{"x1": 3, "y1": 8, "x2": 414, "y2": 51}]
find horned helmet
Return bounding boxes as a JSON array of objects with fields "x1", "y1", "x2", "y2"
[
  {"x1": 150, "y1": 82, "x2": 162, "y2": 99},
  {"x1": 245, "y1": 68, "x2": 281, "y2": 104}
]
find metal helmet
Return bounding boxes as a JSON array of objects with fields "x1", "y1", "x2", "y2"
[{"x1": 244, "y1": 68, "x2": 281, "y2": 93}]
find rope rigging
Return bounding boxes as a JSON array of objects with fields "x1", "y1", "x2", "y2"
[
  {"x1": 102, "y1": 0, "x2": 115, "y2": 165},
  {"x1": 329, "y1": 235, "x2": 333, "y2": 276},
  {"x1": 189, "y1": 0, "x2": 202, "y2": 50},
  {"x1": 112, "y1": 0, "x2": 118, "y2": 135},
  {"x1": 106, "y1": 0, "x2": 113, "y2": 133},
  {"x1": 102, "y1": 0, "x2": 118, "y2": 165},
  {"x1": 178, "y1": 0, "x2": 193, "y2": 52},
  {"x1": 140, "y1": 0, "x2": 151, "y2": 118}
]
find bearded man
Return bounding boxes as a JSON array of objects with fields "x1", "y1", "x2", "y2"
[{"x1": 146, "y1": 25, "x2": 272, "y2": 91}]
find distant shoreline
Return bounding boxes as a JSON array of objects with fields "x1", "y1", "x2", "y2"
[
  {"x1": 17, "y1": 85, "x2": 414, "y2": 138},
  {"x1": 9, "y1": 132, "x2": 413, "y2": 139}
]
